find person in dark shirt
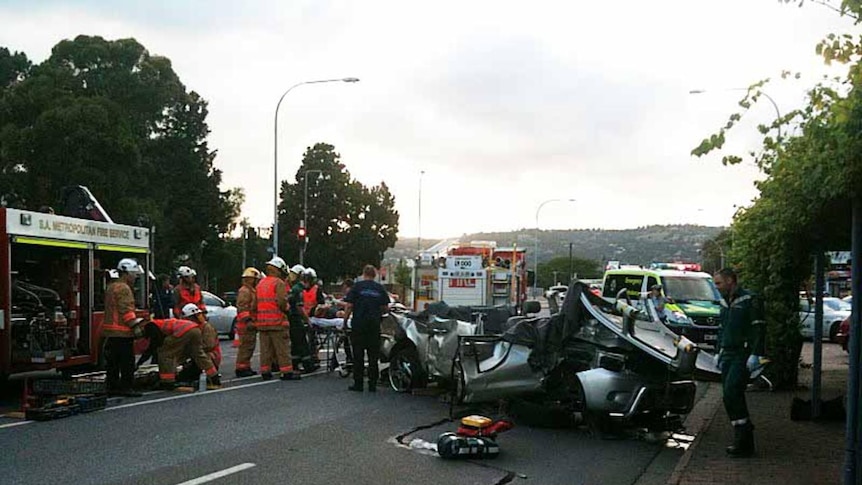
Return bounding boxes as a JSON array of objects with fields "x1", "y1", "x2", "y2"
[
  {"x1": 343, "y1": 265, "x2": 390, "y2": 392},
  {"x1": 152, "y1": 274, "x2": 173, "y2": 319}
]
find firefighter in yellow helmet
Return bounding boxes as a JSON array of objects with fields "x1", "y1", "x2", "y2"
[{"x1": 235, "y1": 267, "x2": 262, "y2": 377}]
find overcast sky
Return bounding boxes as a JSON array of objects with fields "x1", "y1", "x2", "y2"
[{"x1": 0, "y1": 1, "x2": 855, "y2": 238}]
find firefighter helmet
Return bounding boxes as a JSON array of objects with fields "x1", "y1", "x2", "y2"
[
  {"x1": 117, "y1": 258, "x2": 144, "y2": 275},
  {"x1": 303, "y1": 267, "x2": 317, "y2": 279},
  {"x1": 266, "y1": 257, "x2": 288, "y2": 273},
  {"x1": 242, "y1": 267, "x2": 262, "y2": 279},
  {"x1": 290, "y1": 264, "x2": 305, "y2": 275},
  {"x1": 181, "y1": 303, "x2": 203, "y2": 318},
  {"x1": 177, "y1": 265, "x2": 196, "y2": 278}
]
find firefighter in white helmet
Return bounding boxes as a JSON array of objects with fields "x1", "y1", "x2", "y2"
[
  {"x1": 288, "y1": 264, "x2": 318, "y2": 372},
  {"x1": 235, "y1": 267, "x2": 262, "y2": 377},
  {"x1": 254, "y1": 257, "x2": 300, "y2": 380},
  {"x1": 102, "y1": 258, "x2": 145, "y2": 397},
  {"x1": 173, "y1": 265, "x2": 205, "y2": 318}
]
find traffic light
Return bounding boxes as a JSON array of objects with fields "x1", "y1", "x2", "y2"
[{"x1": 297, "y1": 226, "x2": 307, "y2": 240}]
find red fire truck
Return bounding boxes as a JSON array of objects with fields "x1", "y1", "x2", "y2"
[{"x1": 0, "y1": 205, "x2": 151, "y2": 382}]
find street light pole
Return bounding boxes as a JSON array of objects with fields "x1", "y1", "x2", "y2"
[
  {"x1": 301, "y1": 169, "x2": 325, "y2": 265},
  {"x1": 533, "y1": 198, "x2": 575, "y2": 295},
  {"x1": 272, "y1": 77, "x2": 359, "y2": 257},
  {"x1": 689, "y1": 88, "x2": 782, "y2": 140}
]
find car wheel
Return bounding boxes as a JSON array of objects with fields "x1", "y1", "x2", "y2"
[
  {"x1": 830, "y1": 321, "x2": 841, "y2": 343},
  {"x1": 388, "y1": 346, "x2": 424, "y2": 392}
]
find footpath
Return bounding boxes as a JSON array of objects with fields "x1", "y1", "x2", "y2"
[{"x1": 669, "y1": 342, "x2": 847, "y2": 485}]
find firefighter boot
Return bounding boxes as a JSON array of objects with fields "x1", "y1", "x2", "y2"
[
  {"x1": 235, "y1": 369, "x2": 257, "y2": 378},
  {"x1": 726, "y1": 422, "x2": 755, "y2": 458},
  {"x1": 261, "y1": 372, "x2": 273, "y2": 381},
  {"x1": 206, "y1": 374, "x2": 222, "y2": 390},
  {"x1": 279, "y1": 371, "x2": 301, "y2": 381},
  {"x1": 348, "y1": 381, "x2": 363, "y2": 392},
  {"x1": 159, "y1": 381, "x2": 177, "y2": 391}
]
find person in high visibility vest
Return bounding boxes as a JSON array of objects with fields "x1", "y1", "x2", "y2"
[
  {"x1": 256, "y1": 257, "x2": 301, "y2": 381},
  {"x1": 235, "y1": 267, "x2": 262, "y2": 377},
  {"x1": 289, "y1": 264, "x2": 318, "y2": 373},
  {"x1": 173, "y1": 265, "x2": 205, "y2": 318},
  {"x1": 143, "y1": 304, "x2": 221, "y2": 390},
  {"x1": 102, "y1": 258, "x2": 146, "y2": 397}
]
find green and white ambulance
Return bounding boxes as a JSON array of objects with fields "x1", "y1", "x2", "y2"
[{"x1": 601, "y1": 268, "x2": 722, "y2": 346}]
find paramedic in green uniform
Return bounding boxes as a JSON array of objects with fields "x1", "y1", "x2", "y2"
[{"x1": 713, "y1": 267, "x2": 766, "y2": 458}]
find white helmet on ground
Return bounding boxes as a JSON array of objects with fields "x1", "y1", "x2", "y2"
[
  {"x1": 117, "y1": 258, "x2": 144, "y2": 275},
  {"x1": 290, "y1": 264, "x2": 305, "y2": 275},
  {"x1": 266, "y1": 257, "x2": 288, "y2": 273},
  {"x1": 181, "y1": 303, "x2": 203, "y2": 318},
  {"x1": 177, "y1": 266, "x2": 196, "y2": 278},
  {"x1": 303, "y1": 267, "x2": 317, "y2": 279}
]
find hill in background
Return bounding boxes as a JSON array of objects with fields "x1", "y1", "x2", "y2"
[{"x1": 386, "y1": 225, "x2": 724, "y2": 266}]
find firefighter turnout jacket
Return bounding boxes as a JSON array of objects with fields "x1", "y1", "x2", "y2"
[
  {"x1": 102, "y1": 280, "x2": 138, "y2": 338},
  {"x1": 201, "y1": 321, "x2": 222, "y2": 369},
  {"x1": 236, "y1": 283, "x2": 257, "y2": 332},
  {"x1": 152, "y1": 318, "x2": 217, "y2": 382},
  {"x1": 173, "y1": 282, "x2": 205, "y2": 319}
]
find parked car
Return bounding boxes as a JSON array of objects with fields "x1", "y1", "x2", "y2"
[
  {"x1": 799, "y1": 297, "x2": 851, "y2": 342},
  {"x1": 202, "y1": 291, "x2": 238, "y2": 338},
  {"x1": 837, "y1": 316, "x2": 850, "y2": 352},
  {"x1": 221, "y1": 291, "x2": 238, "y2": 307}
]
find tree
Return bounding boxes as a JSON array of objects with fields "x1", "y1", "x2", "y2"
[
  {"x1": 536, "y1": 256, "x2": 601, "y2": 288},
  {"x1": 690, "y1": 1, "x2": 862, "y2": 387},
  {"x1": 277, "y1": 143, "x2": 399, "y2": 281},
  {"x1": 0, "y1": 35, "x2": 242, "y2": 275}
]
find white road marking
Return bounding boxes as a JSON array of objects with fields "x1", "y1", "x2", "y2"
[
  {"x1": 174, "y1": 463, "x2": 256, "y2": 485},
  {"x1": 105, "y1": 379, "x2": 279, "y2": 411},
  {"x1": 0, "y1": 420, "x2": 33, "y2": 429}
]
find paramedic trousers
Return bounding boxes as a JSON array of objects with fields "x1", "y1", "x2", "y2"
[
  {"x1": 259, "y1": 327, "x2": 293, "y2": 374},
  {"x1": 721, "y1": 354, "x2": 750, "y2": 422},
  {"x1": 351, "y1": 327, "x2": 380, "y2": 386},
  {"x1": 105, "y1": 337, "x2": 135, "y2": 391},
  {"x1": 288, "y1": 315, "x2": 314, "y2": 368}
]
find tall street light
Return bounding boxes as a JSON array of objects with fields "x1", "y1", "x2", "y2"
[
  {"x1": 272, "y1": 77, "x2": 359, "y2": 257},
  {"x1": 689, "y1": 88, "x2": 782, "y2": 140},
  {"x1": 534, "y1": 198, "x2": 576, "y2": 295},
  {"x1": 300, "y1": 169, "x2": 326, "y2": 265}
]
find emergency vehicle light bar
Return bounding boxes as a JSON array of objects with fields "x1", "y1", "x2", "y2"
[
  {"x1": 12, "y1": 236, "x2": 90, "y2": 250},
  {"x1": 95, "y1": 244, "x2": 148, "y2": 254}
]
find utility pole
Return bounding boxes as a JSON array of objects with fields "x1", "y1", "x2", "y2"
[
  {"x1": 552, "y1": 270, "x2": 559, "y2": 286},
  {"x1": 568, "y1": 242, "x2": 574, "y2": 283}
]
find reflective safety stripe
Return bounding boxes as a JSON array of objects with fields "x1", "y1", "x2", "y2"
[
  {"x1": 236, "y1": 362, "x2": 251, "y2": 370},
  {"x1": 279, "y1": 365, "x2": 294, "y2": 373},
  {"x1": 102, "y1": 324, "x2": 133, "y2": 334},
  {"x1": 122, "y1": 311, "x2": 137, "y2": 324},
  {"x1": 153, "y1": 318, "x2": 197, "y2": 337},
  {"x1": 205, "y1": 367, "x2": 217, "y2": 376},
  {"x1": 160, "y1": 373, "x2": 176, "y2": 380},
  {"x1": 260, "y1": 365, "x2": 271, "y2": 372}
]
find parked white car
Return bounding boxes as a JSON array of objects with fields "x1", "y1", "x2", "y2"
[
  {"x1": 202, "y1": 291, "x2": 238, "y2": 338},
  {"x1": 799, "y1": 297, "x2": 851, "y2": 342}
]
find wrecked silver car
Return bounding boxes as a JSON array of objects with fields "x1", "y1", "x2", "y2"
[{"x1": 450, "y1": 281, "x2": 728, "y2": 431}]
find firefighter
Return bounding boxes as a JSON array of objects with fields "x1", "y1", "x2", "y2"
[
  {"x1": 289, "y1": 264, "x2": 318, "y2": 373},
  {"x1": 102, "y1": 258, "x2": 146, "y2": 397},
  {"x1": 302, "y1": 267, "x2": 324, "y2": 317},
  {"x1": 713, "y1": 267, "x2": 766, "y2": 458},
  {"x1": 235, "y1": 267, "x2": 262, "y2": 377},
  {"x1": 143, "y1": 304, "x2": 220, "y2": 390},
  {"x1": 256, "y1": 257, "x2": 301, "y2": 381},
  {"x1": 173, "y1": 265, "x2": 205, "y2": 318}
]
